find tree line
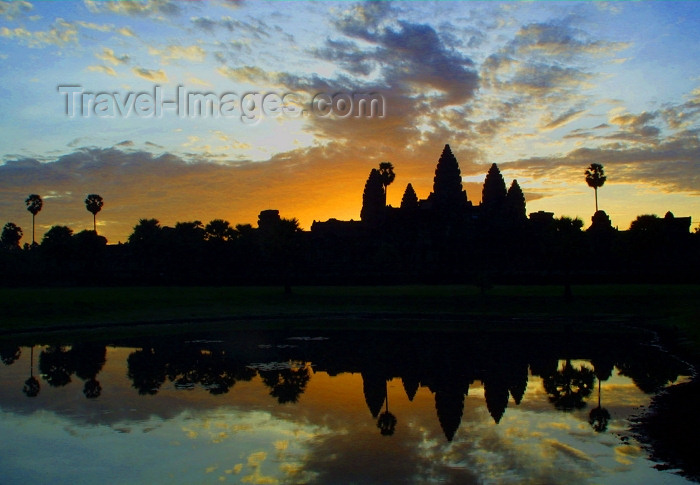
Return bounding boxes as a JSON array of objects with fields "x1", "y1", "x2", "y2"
[{"x1": 1, "y1": 144, "x2": 698, "y2": 288}]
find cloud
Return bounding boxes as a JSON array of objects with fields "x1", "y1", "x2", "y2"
[
  {"x1": 75, "y1": 20, "x2": 113, "y2": 33},
  {"x1": 84, "y1": 0, "x2": 181, "y2": 18},
  {"x1": 118, "y1": 26, "x2": 136, "y2": 37},
  {"x1": 216, "y1": 65, "x2": 274, "y2": 84},
  {"x1": 501, "y1": 131, "x2": 700, "y2": 194},
  {"x1": 325, "y1": 16, "x2": 479, "y2": 106},
  {"x1": 187, "y1": 76, "x2": 213, "y2": 87},
  {"x1": 0, "y1": 0, "x2": 33, "y2": 20},
  {"x1": 190, "y1": 15, "x2": 271, "y2": 40},
  {"x1": 660, "y1": 88, "x2": 700, "y2": 130},
  {"x1": 510, "y1": 22, "x2": 629, "y2": 59},
  {"x1": 148, "y1": 44, "x2": 206, "y2": 63},
  {"x1": 132, "y1": 67, "x2": 169, "y2": 83},
  {"x1": 87, "y1": 65, "x2": 117, "y2": 76},
  {"x1": 540, "y1": 108, "x2": 586, "y2": 131},
  {"x1": 0, "y1": 18, "x2": 78, "y2": 48},
  {"x1": 96, "y1": 47, "x2": 130, "y2": 66}
]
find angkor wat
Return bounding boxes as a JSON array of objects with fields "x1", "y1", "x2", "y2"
[{"x1": 1, "y1": 143, "x2": 697, "y2": 287}]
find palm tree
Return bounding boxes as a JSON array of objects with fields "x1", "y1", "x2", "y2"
[
  {"x1": 378, "y1": 162, "x2": 395, "y2": 200},
  {"x1": 25, "y1": 194, "x2": 43, "y2": 245},
  {"x1": 585, "y1": 164, "x2": 606, "y2": 212},
  {"x1": 85, "y1": 194, "x2": 104, "y2": 233}
]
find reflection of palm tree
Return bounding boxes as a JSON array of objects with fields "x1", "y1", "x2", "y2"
[
  {"x1": 377, "y1": 387, "x2": 397, "y2": 436},
  {"x1": 589, "y1": 378, "x2": 610, "y2": 432},
  {"x1": 22, "y1": 346, "x2": 40, "y2": 398},
  {"x1": 0, "y1": 344, "x2": 21, "y2": 365},
  {"x1": 542, "y1": 360, "x2": 595, "y2": 411},
  {"x1": 83, "y1": 378, "x2": 102, "y2": 399}
]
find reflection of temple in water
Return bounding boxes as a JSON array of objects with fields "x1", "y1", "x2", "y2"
[{"x1": 1, "y1": 329, "x2": 688, "y2": 443}]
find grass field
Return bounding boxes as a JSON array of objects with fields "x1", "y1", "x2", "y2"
[{"x1": 1, "y1": 284, "x2": 698, "y2": 350}]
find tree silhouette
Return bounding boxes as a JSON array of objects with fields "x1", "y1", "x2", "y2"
[
  {"x1": 72, "y1": 343, "x2": 106, "y2": 399},
  {"x1": 128, "y1": 218, "x2": 162, "y2": 245},
  {"x1": 204, "y1": 219, "x2": 237, "y2": 242},
  {"x1": 0, "y1": 344, "x2": 21, "y2": 365},
  {"x1": 127, "y1": 347, "x2": 166, "y2": 395},
  {"x1": 585, "y1": 164, "x2": 606, "y2": 212},
  {"x1": 25, "y1": 194, "x2": 42, "y2": 245},
  {"x1": 1, "y1": 222, "x2": 22, "y2": 250},
  {"x1": 39, "y1": 345, "x2": 74, "y2": 387},
  {"x1": 400, "y1": 183, "x2": 419, "y2": 211},
  {"x1": 259, "y1": 363, "x2": 310, "y2": 404},
  {"x1": 552, "y1": 216, "x2": 584, "y2": 299},
  {"x1": 378, "y1": 162, "x2": 395, "y2": 199},
  {"x1": 41, "y1": 225, "x2": 75, "y2": 265},
  {"x1": 258, "y1": 211, "x2": 302, "y2": 294},
  {"x1": 85, "y1": 194, "x2": 104, "y2": 233},
  {"x1": 543, "y1": 360, "x2": 595, "y2": 411}
]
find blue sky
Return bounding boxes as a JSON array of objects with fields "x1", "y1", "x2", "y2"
[{"x1": 1, "y1": 0, "x2": 699, "y2": 242}]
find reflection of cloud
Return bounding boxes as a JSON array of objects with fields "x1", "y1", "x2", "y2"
[
  {"x1": 544, "y1": 439, "x2": 593, "y2": 463},
  {"x1": 241, "y1": 451, "x2": 279, "y2": 484},
  {"x1": 614, "y1": 444, "x2": 643, "y2": 465}
]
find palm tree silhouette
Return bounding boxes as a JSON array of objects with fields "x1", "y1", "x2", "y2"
[
  {"x1": 85, "y1": 194, "x2": 104, "y2": 233},
  {"x1": 25, "y1": 194, "x2": 43, "y2": 245},
  {"x1": 585, "y1": 164, "x2": 606, "y2": 212},
  {"x1": 589, "y1": 378, "x2": 610, "y2": 432},
  {"x1": 377, "y1": 386, "x2": 397, "y2": 436},
  {"x1": 22, "y1": 346, "x2": 40, "y2": 398},
  {"x1": 378, "y1": 162, "x2": 395, "y2": 200}
]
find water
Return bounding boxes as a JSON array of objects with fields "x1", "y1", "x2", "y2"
[{"x1": 0, "y1": 328, "x2": 694, "y2": 484}]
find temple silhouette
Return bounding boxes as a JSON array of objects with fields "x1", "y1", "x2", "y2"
[{"x1": 1, "y1": 143, "x2": 697, "y2": 286}]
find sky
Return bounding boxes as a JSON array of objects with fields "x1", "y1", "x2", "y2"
[{"x1": 0, "y1": 0, "x2": 699, "y2": 243}]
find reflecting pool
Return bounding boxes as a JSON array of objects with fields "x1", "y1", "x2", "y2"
[{"x1": 0, "y1": 328, "x2": 694, "y2": 484}]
